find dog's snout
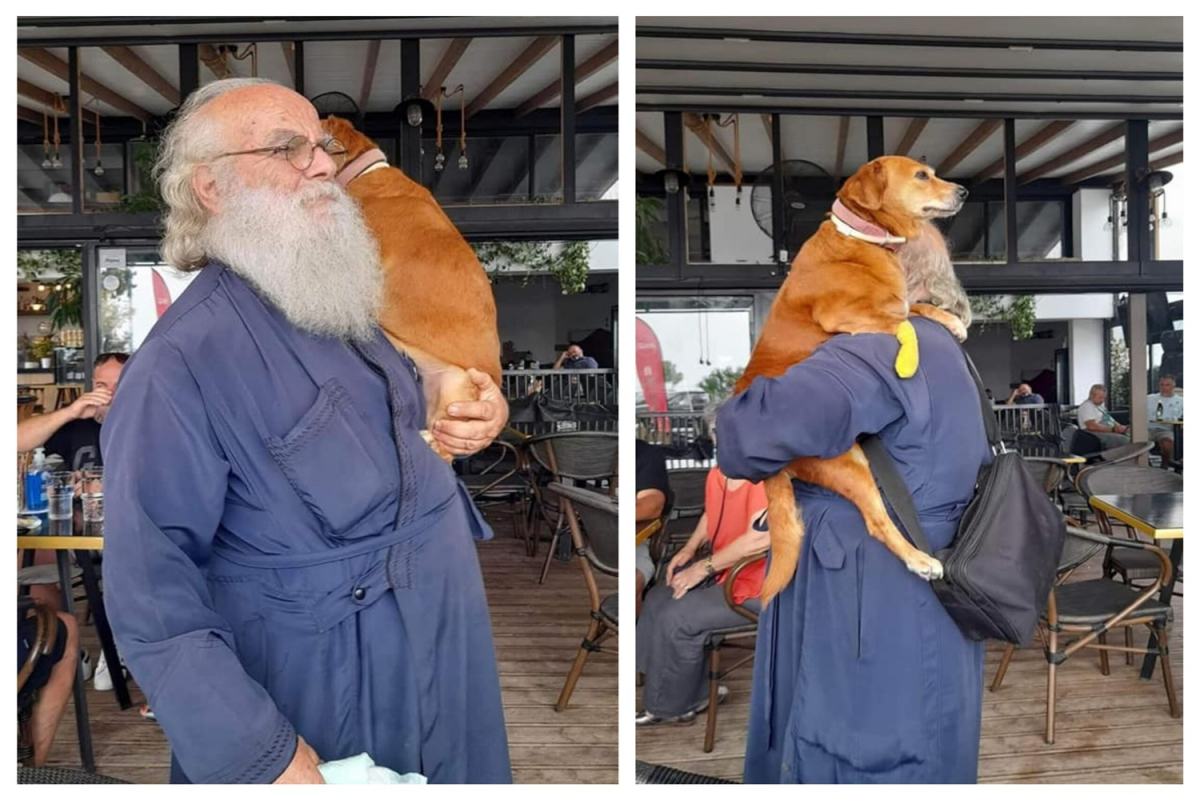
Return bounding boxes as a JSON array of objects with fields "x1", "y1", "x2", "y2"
[{"x1": 955, "y1": 184, "x2": 969, "y2": 201}]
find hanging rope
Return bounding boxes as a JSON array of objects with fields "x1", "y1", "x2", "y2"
[
  {"x1": 717, "y1": 114, "x2": 743, "y2": 205},
  {"x1": 704, "y1": 114, "x2": 716, "y2": 206}
]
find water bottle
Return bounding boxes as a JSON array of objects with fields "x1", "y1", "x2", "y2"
[
  {"x1": 1157, "y1": 402, "x2": 1164, "y2": 421},
  {"x1": 24, "y1": 447, "x2": 46, "y2": 513}
]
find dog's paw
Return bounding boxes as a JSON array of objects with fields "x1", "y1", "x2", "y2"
[
  {"x1": 947, "y1": 316, "x2": 968, "y2": 343},
  {"x1": 894, "y1": 320, "x2": 919, "y2": 379},
  {"x1": 905, "y1": 553, "x2": 944, "y2": 581},
  {"x1": 420, "y1": 429, "x2": 455, "y2": 464}
]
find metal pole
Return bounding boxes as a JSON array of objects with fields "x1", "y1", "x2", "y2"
[
  {"x1": 1004, "y1": 119, "x2": 1019, "y2": 265},
  {"x1": 399, "y1": 38, "x2": 421, "y2": 177},
  {"x1": 664, "y1": 111, "x2": 686, "y2": 278},
  {"x1": 68, "y1": 47, "x2": 83, "y2": 214},
  {"x1": 866, "y1": 116, "x2": 884, "y2": 159},
  {"x1": 561, "y1": 35, "x2": 576, "y2": 204},
  {"x1": 1128, "y1": 293, "x2": 1149, "y2": 460}
]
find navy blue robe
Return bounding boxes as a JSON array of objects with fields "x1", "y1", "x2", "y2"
[
  {"x1": 101, "y1": 262, "x2": 512, "y2": 784},
  {"x1": 717, "y1": 317, "x2": 991, "y2": 784}
]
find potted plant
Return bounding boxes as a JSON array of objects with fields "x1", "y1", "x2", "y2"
[{"x1": 29, "y1": 337, "x2": 56, "y2": 369}]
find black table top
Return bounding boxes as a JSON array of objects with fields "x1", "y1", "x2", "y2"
[{"x1": 1090, "y1": 493, "x2": 1183, "y2": 539}]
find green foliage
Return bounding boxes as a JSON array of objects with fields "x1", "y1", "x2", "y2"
[
  {"x1": 699, "y1": 366, "x2": 742, "y2": 404},
  {"x1": 17, "y1": 249, "x2": 82, "y2": 331},
  {"x1": 636, "y1": 196, "x2": 669, "y2": 266},
  {"x1": 1109, "y1": 335, "x2": 1130, "y2": 409},
  {"x1": 474, "y1": 240, "x2": 591, "y2": 294},
  {"x1": 28, "y1": 337, "x2": 56, "y2": 359},
  {"x1": 661, "y1": 359, "x2": 683, "y2": 388},
  {"x1": 119, "y1": 138, "x2": 164, "y2": 213},
  {"x1": 969, "y1": 294, "x2": 1036, "y2": 340}
]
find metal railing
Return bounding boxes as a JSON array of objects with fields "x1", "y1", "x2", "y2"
[
  {"x1": 992, "y1": 402, "x2": 1064, "y2": 457},
  {"x1": 637, "y1": 412, "x2": 714, "y2": 469},
  {"x1": 501, "y1": 368, "x2": 616, "y2": 405}
]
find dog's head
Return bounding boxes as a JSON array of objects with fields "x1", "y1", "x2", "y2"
[
  {"x1": 837, "y1": 156, "x2": 967, "y2": 239},
  {"x1": 320, "y1": 115, "x2": 382, "y2": 168}
]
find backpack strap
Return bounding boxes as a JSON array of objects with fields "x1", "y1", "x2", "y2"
[{"x1": 860, "y1": 435, "x2": 933, "y2": 556}]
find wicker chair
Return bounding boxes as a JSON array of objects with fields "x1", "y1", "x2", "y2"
[
  {"x1": 1079, "y1": 465, "x2": 1183, "y2": 664},
  {"x1": 991, "y1": 526, "x2": 1179, "y2": 744},
  {"x1": 657, "y1": 468, "x2": 709, "y2": 568},
  {"x1": 457, "y1": 439, "x2": 533, "y2": 553},
  {"x1": 17, "y1": 766, "x2": 128, "y2": 784},
  {"x1": 701, "y1": 552, "x2": 765, "y2": 753},
  {"x1": 18, "y1": 598, "x2": 60, "y2": 765},
  {"x1": 525, "y1": 432, "x2": 618, "y2": 584},
  {"x1": 545, "y1": 482, "x2": 618, "y2": 712},
  {"x1": 1060, "y1": 442, "x2": 1155, "y2": 522}
]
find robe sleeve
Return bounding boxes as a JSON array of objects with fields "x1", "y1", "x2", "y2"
[
  {"x1": 716, "y1": 332, "x2": 906, "y2": 483},
  {"x1": 100, "y1": 337, "x2": 298, "y2": 783}
]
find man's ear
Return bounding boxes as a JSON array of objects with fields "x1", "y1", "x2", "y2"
[{"x1": 192, "y1": 164, "x2": 221, "y2": 215}]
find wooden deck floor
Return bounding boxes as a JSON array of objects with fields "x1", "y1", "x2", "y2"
[
  {"x1": 41, "y1": 513, "x2": 617, "y2": 783},
  {"x1": 636, "y1": 536, "x2": 1183, "y2": 784}
]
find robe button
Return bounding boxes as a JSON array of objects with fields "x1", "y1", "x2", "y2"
[{"x1": 353, "y1": 587, "x2": 366, "y2": 601}]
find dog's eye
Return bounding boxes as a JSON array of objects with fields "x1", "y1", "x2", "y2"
[{"x1": 915, "y1": 170, "x2": 930, "y2": 181}]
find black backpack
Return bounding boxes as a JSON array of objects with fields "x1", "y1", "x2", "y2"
[{"x1": 861, "y1": 345, "x2": 1067, "y2": 646}]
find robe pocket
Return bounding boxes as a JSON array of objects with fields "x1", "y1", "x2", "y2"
[
  {"x1": 790, "y1": 713, "x2": 925, "y2": 776},
  {"x1": 266, "y1": 379, "x2": 399, "y2": 538}
]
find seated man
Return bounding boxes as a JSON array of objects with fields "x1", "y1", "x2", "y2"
[
  {"x1": 553, "y1": 344, "x2": 598, "y2": 370},
  {"x1": 1006, "y1": 383, "x2": 1044, "y2": 405},
  {"x1": 635, "y1": 438, "x2": 671, "y2": 621},
  {"x1": 17, "y1": 352, "x2": 128, "y2": 471},
  {"x1": 18, "y1": 605, "x2": 80, "y2": 766},
  {"x1": 1077, "y1": 383, "x2": 1131, "y2": 450},
  {"x1": 1147, "y1": 373, "x2": 1183, "y2": 467}
]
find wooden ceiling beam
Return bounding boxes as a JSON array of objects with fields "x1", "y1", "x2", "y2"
[
  {"x1": 17, "y1": 105, "x2": 44, "y2": 126},
  {"x1": 936, "y1": 119, "x2": 1002, "y2": 175},
  {"x1": 515, "y1": 38, "x2": 617, "y2": 116},
  {"x1": 465, "y1": 35, "x2": 557, "y2": 119},
  {"x1": 973, "y1": 121, "x2": 1075, "y2": 182},
  {"x1": 422, "y1": 38, "x2": 472, "y2": 101},
  {"x1": 1058, "y1": 129, "x2": 1184, "y2": 184},
  {"x1": 576, "y1": 81, "x2": 617, "y2": 114},
  {"x1": 19, "y1": 48, "x2": 151, "y2": 122},
  {"x1": 357, "y1": 40, "x2": 381, "y2": 111},
  {"x1": 1150, "y1": 149, "x2": 1184, "y2": 171},
  {"x1": 636, "y1": 128, "x2": 666, "y2": 166},
  {"x1": 101, "y1": 46, "x2": 180, "y2": 106},
  {"x1": 17, "y1": 78, "x2": 60, "y2": 110},
  {"x1": 894, "y1": 117, "x2": 929, "y2": 157},
  {"x1": 684, "y1": 112, "x2": 737, "y2": 175},
  {"x1": 1018, "y1": 122, "x2": 1125, "y2": 184},
  {"x1": 833, "y1": 116, "x2": 850, "y2": 181}
]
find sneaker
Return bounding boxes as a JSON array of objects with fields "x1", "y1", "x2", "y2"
[
  {"x1": 79, "y1": 649, "x2": 94, "y2": 682},
  {"x1": 93, "y1": 651, "x2": 127, "y2": 692},
  {"x1": 635, "y1": 685, "x2": 729, "y2": 725}
]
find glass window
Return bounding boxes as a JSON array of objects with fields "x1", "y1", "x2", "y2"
[
  {"x1": 97, "y1": 247, "x2": 200, "y2": 354},
  {"x1": 577, "y1": 132, "x2": 617, "y2": 201}
]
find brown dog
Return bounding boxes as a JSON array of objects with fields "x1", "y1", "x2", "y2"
[
  {"x1": 322, "y1": 116, "x2": 502, "y2": 461},
  {"x1": 734, "y1": 156, "x2": 968, "y2": 605}
]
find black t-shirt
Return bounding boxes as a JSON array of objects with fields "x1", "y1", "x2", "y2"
[
  {"x1": 43, "y1": 418, "x2": 103, "y2": 472},
  {"x1": 636, "y1": 439, "x2": 672, "y2": 515}
]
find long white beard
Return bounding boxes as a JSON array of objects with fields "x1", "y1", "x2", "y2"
[{"x1": 201, "y1": 178, "x2": 382, "y2": 341}]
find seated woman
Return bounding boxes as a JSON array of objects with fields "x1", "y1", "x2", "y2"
[{"x1": 635, "y1": 418, "x2": 769, "y2": 724}]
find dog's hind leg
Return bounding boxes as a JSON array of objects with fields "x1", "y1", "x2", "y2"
[
  {"x1": 792, "y1": 448, "x2": 943, "y2": 581},
  {"x1": 383, "y1": 335, "x2": 478, "y2": 463}
]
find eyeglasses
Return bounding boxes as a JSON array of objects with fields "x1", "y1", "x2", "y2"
[{"x1": 214, "y1": 135, "x2": 348, "y2": 172}]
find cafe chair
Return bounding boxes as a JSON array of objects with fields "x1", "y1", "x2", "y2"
[
  {"x1": 525, "y1": 432, "x2": 618, "y2": 584},
  {"x1": 1059, "y1": 442, "x2": 1154, "y2": 523},
  {"x1": 17, "y1": 598, "x2": 60, "y2": 765},
  {"x1": 457, "y1": 439, "x2": 533, "y2": 553},
  {"x1": 990, "y1": 526, "x2": 1180, "y2": 744},
  {"x1": 701, "y1": 552, "x2": 765, "y2": 753},
  {"x1": 659, "y1": 468, "x2": 709, "y2": 569},
  {"x1": 545, "y1": 483, "x2": 617, "y2": 712}
]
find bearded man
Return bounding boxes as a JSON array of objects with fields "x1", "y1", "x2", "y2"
[{"x1": 101, "y1": 78, "x2": 511, "y2": 784}]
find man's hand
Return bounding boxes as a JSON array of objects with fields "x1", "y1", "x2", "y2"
[
  {"x1": 273, "y1": 736, "x2": 325, "y2": 784},
  {"x1": 68, "y1": 389, "x2": 113, "y2": 421},
  {"x1": 1114, "y1": 423, "x2": 1128, "y2": 435},
  {"x1": 431, "y1": 369, "x2": 509, "y2": 456}
]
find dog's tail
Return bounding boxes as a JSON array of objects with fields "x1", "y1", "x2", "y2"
[{"x1": 761, "y1": 471, "x2": 805, "y2": 606}]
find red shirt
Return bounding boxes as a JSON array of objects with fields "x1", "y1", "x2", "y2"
[{"x1": 705, "y1": 468, "x2": 768, "y2": 606}]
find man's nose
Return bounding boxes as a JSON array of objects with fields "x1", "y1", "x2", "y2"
[{"x1": 307, "y1": 146, "x2": 338, "y2": 181}]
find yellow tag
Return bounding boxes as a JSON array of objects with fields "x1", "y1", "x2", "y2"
[{"x1": 894, "y1": 320, "x2": 919, "y2": 378}]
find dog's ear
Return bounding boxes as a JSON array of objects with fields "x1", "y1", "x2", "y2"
[{"x1": 841, "y1": 159, "x2": 887, "y2": 211}]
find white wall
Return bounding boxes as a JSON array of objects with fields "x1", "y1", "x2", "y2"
[
  {"x1": 1034, "y1": 294, "x2": 1114, "y2": 320},
  {"x1": 1069, "y1": 319, "x2": 1106, "y2": 406},
  {"x1": 1073, "y1": 188, "x2": 1114, "y2": 261}
]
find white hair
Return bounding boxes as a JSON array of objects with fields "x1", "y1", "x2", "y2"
[
  {"x1": 897, "y1": 222, "x2": 972, "y2": 327},
  {"x1": 154, "y1": 78, "x2": 278, "y2": 271}
]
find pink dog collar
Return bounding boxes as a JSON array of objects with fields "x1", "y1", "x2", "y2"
[
  {"x1": 829, "y1": 199, "x2": 907, "y2": 251},
  {"x1": 337, "y1": 148, "x2": 388, "y2": 188}
]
